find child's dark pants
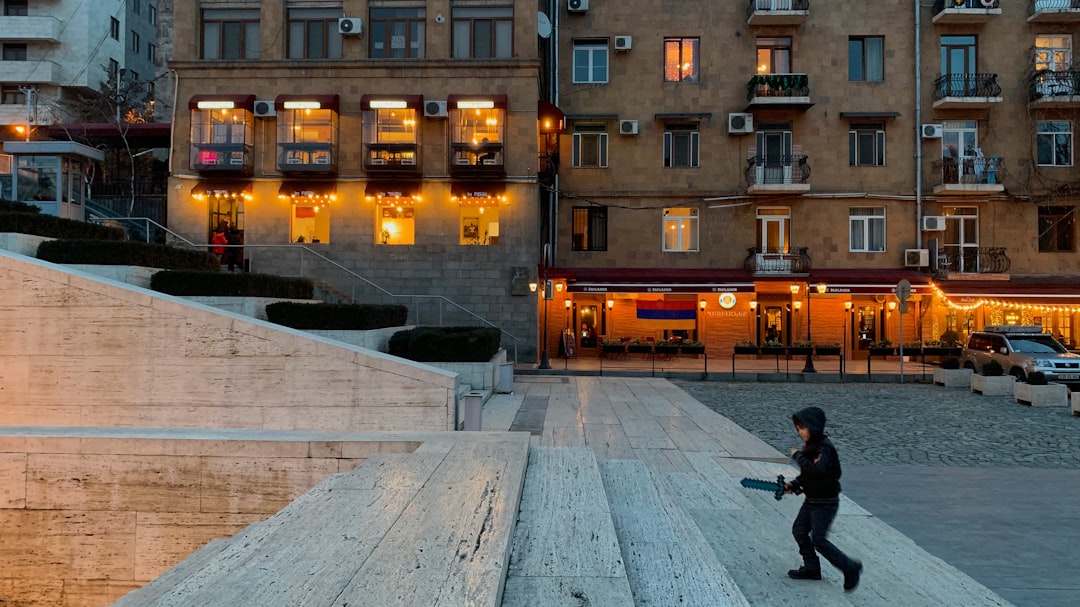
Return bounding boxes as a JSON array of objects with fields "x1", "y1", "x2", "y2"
[{"x1": 792, "y1": 500, "x2": 857, "y2": 573}]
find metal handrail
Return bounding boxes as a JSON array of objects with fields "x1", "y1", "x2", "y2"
[
  {"x1": 932, "y1": 73, "x2": 1001, "y2": 100},
  {"x1": 746, "y1": 0, "x2": 810, "y2": 19},
  {"x1": 1028, "y1": 0, "x2": 1080, "y2": 17},
  {"x1": 86, "y1": 216, "x2": 523, "y2": 361}
]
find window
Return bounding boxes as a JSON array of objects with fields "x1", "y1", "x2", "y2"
[
  {"x1": 370, "y1": 8, "x2": 425, "y2": 58},
  {"x1": 1038, "y1": 206, "x2": 1075, "y2": 253},
  {"x1": 288, "y1": 8, "x2": 343, "y2": 60},
  {"x1": 1, "y1": 85, "x2": 24, "y2": 104},
  {"x1": 378, "y1": 205, "x2": 415, "y2": 245},
  {"x1": 148, "y1": 4, "x2": 157, "y2": 26},
  {"x1": 131, "y1": 31, "x2": 140, "y2": 53},
  {"x1": 849, "y1": 36, "x2": 883, "y2": 82},
  {"x1": 278, "y1": 102, "x2": 337, "y2": 168},
  {"x1": 290, "y1": 200, "x2": 331, "y2": 244},
  {"x1": 189, "y1": 105, "x2": 254, "y2": 170},
  {"x1": 202, "y1": 9, "x2": 260, "y2": 60},
  {"x1": 4, "y1": 0, "x2": 27, "y2": 16},
  {"x1": 756, "y1": 37, "x2": 792, "y2": 74},
  {"x1": 849, "y1": 123, "x2": 885, "y2": 166},
  {"x1": 362, "y1": 104, "x2": 418, "y2": 167},
  {"x1": 108, "y1": 58, "x2": 120, "y2": 82},
  {"x1": 133, "y1": 0, "x2": 141, "y2": 15},
  {"x1": 663, "y1": 125, "x2": 699, "y2": 168},
  {"x1": 664, "y1": 38, "x2": 698, "y2": 82},
  {"x1": 573, "y1": 40, "x2": 608, "y2": 83},
  {"x1": 662, "y1": 207, "x2": 699, "y2": 252},
  {"x1": 452, "y1": 7, "x2": 512, "y2": 59},
  {"x1": 2, "y1": 43, "x2": 26, "y2": 61},
  {"x1": 572, "y1": 206, "x2": 607, "y2": 251},
  {"x1": 458, "y1": 197, "x2": 500, "y2": 245},
  {"x1": 572, "y1": 124, "x2": 608, "y2": 168},
  {"x1": 110, "y1": 17, "x2": 120, "y2": 40},
  {"x1": 449, "y1": 100, "x2": 505, "y2": 167},
  {"x1": 1037, "y1": 121, "x2": 1072, "y2": 167},
  {"x1": 849, "y1": 207, "x2": 886, "y2": 252},
  {"x1": 148, "y1": 43, "x2": 157, "y2": 65}
]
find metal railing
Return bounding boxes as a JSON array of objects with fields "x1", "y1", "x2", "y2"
[
  {"x1": 935, "y1": 245, "x2": 1011, "y2": 275},
  {"x1": 1028, "y1": 0, "x2": 1080, "y2": 17},
  {"x1": 85, "y1": 217, "x2": 524, "y2": 362},
  {"x1": 746, "y1": 0, "x2": 810, "y2": 18},
  {"x1": 931, "y1": 155, "x2": 1004, "y2": 186},
  {"x1": 746, "y1": 73, "x2": 810, "y2": 101},
  {"x1": 934, "y1": 0, "x2": 1000, "y2": 12},
  {"x1": 743, "y1": 245, "x2": 812, "y2": 274},
  {"x1": 932, "y1": 73, "x2": 1001, "y2": 100},
  {"x1": 1029, "y1": 69, "x2": 1080, "y2": 101},
  {"x1": 745, "y1": 155, "x2": 811, "y2": 186}
]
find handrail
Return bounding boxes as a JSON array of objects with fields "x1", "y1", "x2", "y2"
[{"x1": 86, "y1": 216, "x2": 524, "y2": 361}]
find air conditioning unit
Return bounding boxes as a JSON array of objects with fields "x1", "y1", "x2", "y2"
[
  {"x1": 253, "y1": 100, "x2": 275, "y2": 118},
  {"x1": 424, "y1": 100, "x2": 447, "y2": 118},
  {"x1": 921, "y1": 123, "x2": 943, "y2": 139},
  {"x1": 905, "y1": 248, "x2": 930, "y2": 267},
  {"x1": 922, "y1": 215, "x2": 946, "y2": 231},
  {"x1": 619, "y1": 119, "x2": 638, "y2": 135},
  {"x1": 337, "y1": 17, "x2": 363, "y2": 36},
  {"x1": 727, "y1": 112, "x2": 753, "y2": 135},
  {"x1": 614, "y1": 36, "x2": 632, "y2": 52},
  {"x1": 568, "y1": 0, "x2": 589, "y2": 12}
]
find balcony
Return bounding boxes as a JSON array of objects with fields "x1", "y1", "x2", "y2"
[
  {"x1": 931, "y1": 154, "x2": 1005, "y2": 196},
  {"x1": 932, "y1": 73, "x2": 1002, "y2": 109},
  {"x1": 1028, "y1": 0, "x2": 1080, "y2": 22},
  {"x1": 935, "y1": 246, "x2": 1011, "y2": 275},
  {"x1": 746, "y1": 0, "x2": 809, "y2": 26},
  {"x1": 743, "y1": 246, "x2": 812, "y2": 275},
  {"x1": 363, "y1": 143, "x2": 419, "y2": 174},
  {"x1": 449, "y1": 141, "x2": 505, "y2": 178},
  {"x1": 190, "y1": 143, "x2": 254, "y2": 175},
  {"x1": 0, "y1": 59, "x2": 57, "y2": 84},
  {"x1": 1028, "y1": 69, "x2": 1080, "y2": 106},
  {"x1": 932, "y1": 0, "x2": 1001, "y2": 24},
  {"x1": 278, "y1": 143, "x2": 336, "y2": 174},
  {"x1": 745, "y1": 73, "x2": 813, "y2": 110},
  {"x1": 0, "y1": 16, "x2": 61, "y2": 42},
  {"x1": 745, "y1": 155, "x2": 811, "y2": 194}
]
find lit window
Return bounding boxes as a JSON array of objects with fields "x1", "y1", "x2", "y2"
[
  {"x1": 378, "y1": 205, "x2": 416, "y2": 245},
  {"x1": 449, "y1": 100, "x2": 505, "y2": 168},
  {"x1": 662, "y1": 207, "x2": 699, "y2": 252},
  {"x1": 362, "y1": 104, "x2": 419, "y2": 169},
  {"x1": 572, "y1": 207, "x2": 607, "y2": 251},
  {"x1": 664, "y1": 38, "x2": 698, "y2": 82},
  {"x1": 288, "y1": 199, "x2": 331, "y2": 244},
  {"x1": 277, "y1": 102, "x2": 338, "y2": 170},
  {"x1": 849, "y1": 207, "x2": 886, "y2": 253},
  {"x1": 458, "y1": 198, "x2": 501, "y2": 245}
]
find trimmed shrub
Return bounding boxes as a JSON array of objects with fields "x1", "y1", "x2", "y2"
[
  {"x1": 0, "y1": 199, "x2": 42, "y2": 214},
  {"x1": 939, "y1": 329, "x2": 961, "y2": 347},
  {"x1": 389, "y1": 326, "x2": 502, "y2": 362},
  {"x1": 981, "y1": 359, "x2": 1004, "y2": 377},
  {"x1": 941, "y1": 356, "x2": 961, "y2": 370},
  {"x1": 266, "y1": 302, "x2": 408, "y2": 330},
  {"x1": 1026, "y1": 371, "x2": 1049, "y2": 386},
  {"x1": 151, "y1": 270, "x2": 314, "y2": 298},
  {"x1": 1, "y1": 213, "x2": 124, "y2": 241},
  {"x1": 37, "y1": 239, "x2": 218, "y2": 270}
]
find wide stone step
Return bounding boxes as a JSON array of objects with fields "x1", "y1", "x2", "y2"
[{"x1": 501, "y1": 446, "x2": 634, "y2": 606}]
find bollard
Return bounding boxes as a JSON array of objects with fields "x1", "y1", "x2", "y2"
[{"x1": 463, "y1": 390, "x2": 485, "y2": 431}]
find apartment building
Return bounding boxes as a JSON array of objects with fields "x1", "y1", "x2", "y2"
[
  {"x1": 545, "y1": 0, "x2": 1080, "y2": 362},
  {"x1": 166, "y1": 1, "x2": 547, "y2": 359}
]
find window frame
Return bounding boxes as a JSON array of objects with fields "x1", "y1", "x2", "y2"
[
  {"x1": 1037, "y1": 120, "x2": 1072, "y2": 167},
  {"x1": 369, "y1": 7, "x2": 426, "y2": 59},
  {"x1": 2, "y1": 43, "x2": 26, "y2": 61},
  {"x1": 201, "y1": 8, "x2": 261, "y2": 60},
  {"x1": 110, "y1": 17, "x2": 120, "y2": 40},
  {"x1": 130, "y1": 30, "x2": 140, "y2": 53},
  {"x1": 848, "y1": 122, "x2": 886, "y2": 167},
  {"x1": 663, "y1": 125, "x2": 699, "y2": 168},
  {"x1": 287, "y1": 7, "x2": 344, "y2": 60},
  {"x1": 1038, "y1": 205, "x2": 1075, "y2": 253},
  {"x1": 662, "y1": 206, "x2": 700, "y2": 253},
  {"x1": 572, "y1": 40, "x2": 608, "y2": 84},
  {"x1": 848, "y1": 36, "x2": 884, "y2": 82},
  {"x1": 571, "y1": 123, "x2": 608, "y2": 168},
  {"x1": 0, "y1": 84, "x2": 25, "y2": 105},
  {"x1": 849, "y1": 207, "x2": 887, "y2": 253},
  {"x1": 572, "y1": 206, "x2": 608, "y2": 252},
  {"x1": 3, "y1": 0, "x2": 27, "y2": 17},
  {"x1": 451, "y1": 7, "x2": 513, "y2": 59},
  {"x1": 664, "y1": 37, "x2": 699, "y2": 82}
]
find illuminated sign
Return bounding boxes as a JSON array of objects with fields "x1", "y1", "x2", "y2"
[{"x1": 718, "y1": 293, "x2": 737, "y2": 309}]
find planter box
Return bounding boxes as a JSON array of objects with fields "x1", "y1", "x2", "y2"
[
  {"x1": 789, "y1": 347, "x2": 813, "y2": 356},
  {"x1": 680, "y1": 346, "x2": 706, "y2": 356},
  {"x1": 1015, "y1": 382, "x2": 1069, "y2": 407},
  {"x1": 933, "y1": 367, "x2": 973, "y2": 388},
  {"x1": 815, "y1": 346, "x2": 841, "y2": 356},
  {"x1": 760, "y1": 347, "x2": 786, "y2": 356},
  {"x1": 971, "y1": 374, "x2": 1016, "y2": 396},
  {"x1": 869, "y1": 347, "x2": 895, "y2": 356},
  {"x1": 923, "y1": 347, "x2": 962, "y2": 357},
  {"x1": 733, "y1": 346, "x2": 758, "y2": 355},
  {"x1": 627, "y1": 344, "x2": 653, "y2": 355}
]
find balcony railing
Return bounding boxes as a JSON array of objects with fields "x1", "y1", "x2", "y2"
[
  {"x1": 1029, "y1": 69, "x2": 1080, "y2": 102},
  {"x1": 745, "y1": 155, "x2": 811, "y2": 187},
  {"x1": 933, "y1": 0, "x2": 1001, "y2": 23},
  {"x1": 746, "y1": 73, "x2": 810, "y2": 102},
  {"x1": 279, "y1": 143, "x2": 336, "y2": 173},
  {"x1": 933, "y1": 73, "x2": 1001, "y2": 101},
  {"x1": 743, "y1": 246, "x2": 812, "y2": 275},
  {"x1": 1028, "y1": 0, "x2": 1080, "y2": 21},
  {"x1": 936, "y1": 246, "x2": 1011, "y2": 275},
  {"x1": 934, "y1": 0, "x2": 1000, "y2": 10},
  {"x1": 190, "y1": 143, "x2": 253, "y2": 174},
  {"x1": 935, "y1": 154, "x2": 1003, "y2": 184},
  {"x1": 746, "y1": 0, "x2": 809, "y2": 25},
  {"x1": 363, "y1": 143, "x2": 418, "y2": 173}
]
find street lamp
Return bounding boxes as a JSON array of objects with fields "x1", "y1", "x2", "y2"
[
  {"x1": 750, "y1": 299, "x2": 760, "y2": 344},
  {"x1": 800, "y1": 282, "x2": 827, "y2": 373}
]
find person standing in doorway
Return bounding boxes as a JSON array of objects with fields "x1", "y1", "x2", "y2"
[{"x1": 225, "y1": 223, "x2": 243, "y2": 272}]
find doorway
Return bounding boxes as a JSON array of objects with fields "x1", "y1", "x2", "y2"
[{"x1": 578, "y1": 304, "x2": 599, "y2": 349}]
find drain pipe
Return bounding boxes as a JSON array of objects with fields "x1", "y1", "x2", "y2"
[
  {"x1": 550, "y1": 0, "x2": 559, "y2": 269},
  {"x1": 915, "y1": 0, "x2": 923, "y2": 249}
]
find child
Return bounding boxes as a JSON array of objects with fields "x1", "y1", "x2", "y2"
[{"x1": 785, "y1": 406, "x2": 862, "y2": 592}]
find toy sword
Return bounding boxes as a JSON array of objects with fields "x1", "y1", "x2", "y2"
[{"x1": 740, "y1": 474, "x2": 801, "y2": 501}]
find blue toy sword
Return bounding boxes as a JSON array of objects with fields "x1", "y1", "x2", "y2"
[{"x1": 740, "y1": 474, "x2": 801, "y2": 501}]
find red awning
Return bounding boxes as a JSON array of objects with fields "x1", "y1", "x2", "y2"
[
  {"x1": 359, "y1": 94, "x2": 424, "y2": 110},
  {"x1": 806, "y1": 269, "x2": 932, "y2": 295},
  {"x1": 550, "y1": 267, "x2": 757, "y2": 294},
  {"x1": 190, "y1": 181, "x2": 250, "y2": 196},
  {"x1": 279, "y1": 180, "x2": 336, "y2": 199},
  {"x1": 188, "y1": 94, "x2": 256, "y2": 111},
  {"x1": 538, "y1": 100, "x2": 565, "y2": 133},
  {"x1": 365, "y1": 181, "x2": 421, "y2": 201},
  {"x1": 451, "y1": 182, "x2": 505, "y2": 202},
  {"x1": 447, "y1": 94, "x2": 508, "y2": 109},
  {"x1": 274, "y1": 94, "x2": 340, "y2": 112},
  {"x1": 934, "y1": 278, "x2": 1080, "y2": 305}
]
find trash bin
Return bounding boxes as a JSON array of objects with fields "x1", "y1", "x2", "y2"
[
  {"x1": 463, "y1": 390, "x2": 484, "y2": 431},
  {"x1": 497, "y1": 363, "x2": 514, "y2": 394}
]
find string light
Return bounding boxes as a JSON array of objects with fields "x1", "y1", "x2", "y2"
[{"x1": 930, "y1": 281, "x2": 1080, "y2": 313}]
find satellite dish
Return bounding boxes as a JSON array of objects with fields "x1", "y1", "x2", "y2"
[{"x1": 537, "y1": 12, "x2": 552, "y2": 39}]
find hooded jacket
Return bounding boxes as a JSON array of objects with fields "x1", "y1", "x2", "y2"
[{"x1": 790, "y1": 406, "x2": 842, "y2": 502}]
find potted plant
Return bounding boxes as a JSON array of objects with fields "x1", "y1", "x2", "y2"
[
  {"x1": 654, "y1": 340, "x2": 680, "y2": 358},
  {"x1": 601, "y1": 338, "x2": 626, "y2": 359},
  {"x1": 626, "y1": 338, "x2": 653, "y2": 355},
  {"x1": 789, "y1": 340, "x2": 814, "y2": 356},
  {"x1": 1014, "y1": 371, "x2": 1070, "y2": 407},
  {"x1": 815, "y1": 342, "x2": 841, "y2": 356},
  {"x1": 933, "y1": 356, "x2": 973, "y2": 388},
  {"x1": 680, "y1": 340, "x2": 705, "y2": 355},
  {"x1": 733, "y1": 339, "x2": 758, "y2": 355},
  {"x1": 934, "y1": 330, "x2": 963, "y2": 356},
  {"x1": 971, "y1": 359, "x2": 1015, "y2": 396},
  {"x1": 900, "y1": 340, "x2": 923, "y2": 355},
  {"x1": 869, "y1": 339, "x2": 894, "y2": 356},
  {"x1": 760, "y1": 339, "x2": 785, "y2": 356}
]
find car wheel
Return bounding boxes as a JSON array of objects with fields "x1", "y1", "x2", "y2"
[{"x1": 1010, "y1": 368, "x2": 1027, "y2": 382}]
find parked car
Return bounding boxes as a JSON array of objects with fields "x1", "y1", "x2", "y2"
[{"x1": 961, "y1": 325, "x2": 1080, "y2": 386}]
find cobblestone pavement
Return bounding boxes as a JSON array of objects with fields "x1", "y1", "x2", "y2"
[{"x1": 673, "y1": 381, "x2": 1080, "y2": 468}]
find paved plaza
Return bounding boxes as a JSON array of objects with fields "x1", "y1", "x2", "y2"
[{"x1": 672, "y1": 380, "x2": 1080, "y2": 607}]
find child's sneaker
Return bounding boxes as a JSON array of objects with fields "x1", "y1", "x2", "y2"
[
  {"x1": 787, "y1": 567, "x2": 822, "y2": 580},
  {"x1": 843, "y1": 560, "x2": 863, "y2": 591}
]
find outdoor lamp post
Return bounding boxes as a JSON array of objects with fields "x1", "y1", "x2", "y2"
[
  {"x1": 801, "y1": 282, "x2": 827, "y2": 373},
  {"x1": 538, "y1": 277, "x2": 552, "y2": 370},
  {"x1": 750, "y1": 299, "x2": 760, "y2": 344}
]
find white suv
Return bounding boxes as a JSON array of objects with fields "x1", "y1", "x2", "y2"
[{"x1": 961, "y1": 325, "x2": 1080, "y2": 384}]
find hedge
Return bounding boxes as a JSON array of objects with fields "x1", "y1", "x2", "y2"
[
  {"x1": 389, "y1": 326, "x2": 502, "y2": 362},
  {"x1": 37, "y1": 239, "x2": 219, "y2": 270},
  {"x1": 265, "y1": 302, "x2": 407, "y2": 330},
  {"x1": 150, "y1": 270, "x2": 314, "y2": 298},
  {"x1": 0, "y1": 212, "x2": 124, "y2": 241}
]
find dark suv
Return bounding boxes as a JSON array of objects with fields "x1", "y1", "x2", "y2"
[{"x1": 961, "y1": 325, "x2": 1080, "y2": 384}]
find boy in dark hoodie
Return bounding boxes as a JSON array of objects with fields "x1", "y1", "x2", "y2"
[{"x1": 785, "y1": 406, "x2": 862, "y2": 592}]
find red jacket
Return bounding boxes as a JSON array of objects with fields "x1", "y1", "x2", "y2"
[{"x1": 211, "y1": 232, "x2": 227, "y2": 255}]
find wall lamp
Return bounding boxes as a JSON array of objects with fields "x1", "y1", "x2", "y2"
[
  {"x1": 529, "y1": 281, "x2": 538, "y2": 292},
  {"x1": 844, "y1": 301, "x2": 853, "y2": 312},
  {"x1": 749, "y1": 300, "x2": 758, "y2": 310},
  {"x1": 565, "y1": 299, "x2": 572, "y2": 309},
  {"x1": 606, "y1": 299, "x2": 614, "y2": 309},
  {"x1": 699, "y1": 299, "x2": 707, "y2": 310},
  {"x1": 790, "y1": 284, "x2": 800, "y2": 295}
]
